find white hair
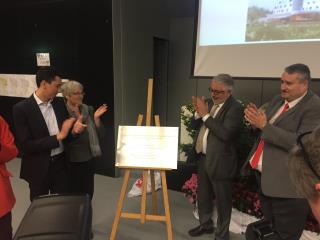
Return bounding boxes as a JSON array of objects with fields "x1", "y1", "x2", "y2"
[{"x1": 60, "y1": 80, "x2": 83, "y2": 97}]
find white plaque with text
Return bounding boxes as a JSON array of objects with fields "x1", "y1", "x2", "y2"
[{"x1": 116, "y1": 126, "x2": 179, "y2": 169}]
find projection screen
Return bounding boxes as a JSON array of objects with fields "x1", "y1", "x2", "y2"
[{"x1": 193, "y1": 0, "x2": 320, "y2": 78}]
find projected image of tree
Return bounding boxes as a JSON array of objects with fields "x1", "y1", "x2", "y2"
[{"x1": 246, "y1": 0, "x2": 320, "y2": 42}]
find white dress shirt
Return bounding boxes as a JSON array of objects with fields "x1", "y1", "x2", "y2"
[{"x1": 34, "y1": 93, "x2": 64, "y2": 156}]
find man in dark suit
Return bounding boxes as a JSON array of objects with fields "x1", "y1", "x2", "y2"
[
  {"x1": 244, "y1": 63, "x2": 320, "y2": 240},
  {"x1": 188, "y1": 74, "x2": 243, "y2": 240},
  {"x1": 13, "y1": 66, "x2": 85, "y2": 201}
]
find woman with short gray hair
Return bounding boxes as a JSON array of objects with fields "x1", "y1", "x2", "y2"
[{"x1": 60, "y1": 80, "x2": 107, "y2": 199}]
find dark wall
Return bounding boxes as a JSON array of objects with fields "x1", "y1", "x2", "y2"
[
  {"x1": 0, "y1": 0, "x2": 116, "y2": 177},
  {"x1": 112, "y1": 0, "x2": 170, "y2": 130}
]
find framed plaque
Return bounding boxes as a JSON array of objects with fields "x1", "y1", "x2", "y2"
[{"x1": 116, "y1": 126, "x2": 179, "y2": 169}]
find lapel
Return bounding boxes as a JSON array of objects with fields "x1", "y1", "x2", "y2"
[
  {"x1": 266, "y1": 100, "x2": 283, "y2": 121},
  {"x1": 272, "y1": 102, "x2": 293, "y2": 125},
  {"x1": 214, "y1": 96, "x2": 233, "y2": 119},
  {"x1": 29, "y1": 95, "x2": 50, "y2": 135},
  {"x1": 52, "y1": 98, "x2": 63, "y2": 130},
  {"x1": 268, "y1": 91, "x2": 313, "y2": 126},
  {"x1": 207, "y1": 99, "x2": 214, "y2": 113}
]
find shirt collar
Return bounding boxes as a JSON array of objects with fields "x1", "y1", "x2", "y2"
[
  {"x1": 33, "y1": 92, "x2": 53, "y2": 106},
  {"x1": 217, "y1": 102, "x2": 224, "y2": 108},
  {"x1": 213, "y1": 95, "x2": 231, "y2": 107},
  {"x1": 285, "y1": 91, "x2": 307, "y2": 109},
  {"x1": 213, "y1": 101, "x2": 225, "y2": 108}
]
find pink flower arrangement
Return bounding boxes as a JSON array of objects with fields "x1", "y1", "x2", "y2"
[{"x1": 181, "y1": 173, "x2": 198, "y2": 204}]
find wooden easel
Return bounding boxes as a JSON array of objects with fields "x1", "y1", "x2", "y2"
[{"x1": 109, "y1": 79, "x2": 173, "y2": 240}]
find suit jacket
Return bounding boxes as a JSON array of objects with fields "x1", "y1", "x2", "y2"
[
  {"x1": 191, "y1": 96, "x2": 244, "y2": 180},
  {"x1": 246, "y1": 91, "x2": 320, "y2": 198},
  {"x1": 0, "y1": 116, "x2": 18, "y2": 217},
  {"x1": 12, "y1": 95, "x2": 69, "y2": 184}
]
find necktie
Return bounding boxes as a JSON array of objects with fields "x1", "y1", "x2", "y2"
[
  {"x1": 195, "y1": 104, "x2": 219, "y2": 154},
  {"x1": 250, "y1": 103, "x2": 289, "y2": 169}
]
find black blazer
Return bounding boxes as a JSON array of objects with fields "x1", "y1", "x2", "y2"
[
  {"x1": 12, "y1": 95, "x2": 69, "y2": 184},
  {"x1": 191, "y1": 96, "x2": 244, "y2": 180}
]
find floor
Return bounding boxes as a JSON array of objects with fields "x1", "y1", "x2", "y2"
[{"x1": 7, "y1": 158, "x2": 245, "y2": 240}]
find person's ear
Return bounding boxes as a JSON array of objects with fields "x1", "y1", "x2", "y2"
[
  {"x1": 315, "y1": 182, "x2": 320, "y2": 191},
  {"x1": 40, "y1": 80, "x2": 47, "y2": 88}
]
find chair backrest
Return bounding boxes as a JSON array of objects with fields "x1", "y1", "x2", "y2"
[{"x1": 14, "y1": 194, "x2": 92, "y2": 240}]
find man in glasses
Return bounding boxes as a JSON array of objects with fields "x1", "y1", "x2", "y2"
[
  {"x1": 244, "y1": 63, "x2": 320, "y2": 239},
  {"x1": 289, "y1": 128, "x2": 320, "y2": 223},
  {"x1": 188, "y1": 74, "x2": 243, "y2": 240}
]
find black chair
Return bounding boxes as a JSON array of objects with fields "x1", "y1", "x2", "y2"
[{"x1": 14, "y1": 194, "x2": 92, "y2": 240}]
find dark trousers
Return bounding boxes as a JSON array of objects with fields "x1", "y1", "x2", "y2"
[
  {"x1": 0, "y1": 211, "x2": 12, "y2": 240},
  {"x1": 255, "y1": 172, "x2": 309, "y2": 240},
  {"x1": 69, "y1": 159, "x2": 95, "y2": 199},
  {"x1": 197, "y1": 155, "x2": 232, "y2": 240},
  {"x1": 29, "y1": 153, "x2": 70, "y2": 201},
  {"x1": 259, "y1": 192, "x2": 309, "y2": 240}
]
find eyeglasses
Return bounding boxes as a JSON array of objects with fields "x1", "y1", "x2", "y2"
[
  {"x1": 297, "y1": 131, "x2": 320, "y2": 180},
  {"x1": 208, "y1": 88, "x2": 226, "y2": 95}
]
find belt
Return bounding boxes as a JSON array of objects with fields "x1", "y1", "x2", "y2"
[{"x1": 50, "y1": 153, "x2": 64, "y2": 162}]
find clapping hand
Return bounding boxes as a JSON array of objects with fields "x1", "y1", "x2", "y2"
[
  {"x1": 94, "y1": 104, "x2": 108, "y2": 119},
  {"x1": 191, "y1": 96, "x2": 209, "y2": 117},
  {"x1": 57, "y1": 117, "x2": 76, "y2": 140},
  {"x1": 72, "y1": 115, "x2": 87, "y2": 134},
  {"x1": 244, "y1": 103, "x2": 267, "y2": 129},
  {"x1": 94, "y1": 104, "x2": 108, "y2": 127}
]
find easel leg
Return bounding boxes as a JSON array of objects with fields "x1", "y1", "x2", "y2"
[
  {"x1": 140, "y1": 170, "x2": 148, "y2": 224},
  {"x1": 110, "y1": 170, "x2": 131, "y2": 240},
  {"x1": 151, "y1": 115, "x2": 160, "y2": 215},
  {"x1": 161, "y1": 170, "x2": 173, "y2": 240},
  {"x1": 150, "y1": 170, "x2": 158, "y2": 214}
]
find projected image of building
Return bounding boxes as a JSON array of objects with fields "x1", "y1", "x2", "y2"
[
  {"x1": 246, "y1": 0, "x2": 320, "y2": 42},
  {"x1": 272, "y1": 0, "x2": 320, "y2": 18}
]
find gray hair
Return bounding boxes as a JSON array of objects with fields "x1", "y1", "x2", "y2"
[
  {"x1": 285, "y1": 63, "x2": 311, "y2": 84},
  {"x1": 289, "y1": 126, "x2": 320, "y2": 199},
  {"x1": 212, "y1": 74, "x2": 234, "y2": 92},
  {"x1": 60, "y1": 80, "x2": 83, "y2": 97}
]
